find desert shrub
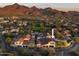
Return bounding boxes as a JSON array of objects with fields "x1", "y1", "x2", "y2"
[
  {"x1": 74, "y1": 37, "x2": 79, "y2": 43},
  {"x1": 16, "y1": 48, "x2": 38, "y2": 56},
  {"x1": 47, "y1": 48, "x2": 56, "y2": 56},
  {"x1": 38, "y1": 48, "x2": 49, "y2": 56},
  {"x1": 68, "y1": 51, "x2": 78, "y2": 56}
]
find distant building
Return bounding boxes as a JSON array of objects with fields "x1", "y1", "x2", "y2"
[
  {"x1": 0, "y1": 17, "x2": 4, "y2": 20},
  {"x1": 11, "y1": 16, "x2": 19, "y2": 20},
  {"x1": 10, "y1": 28, "x2": 19, "y2": 32}
]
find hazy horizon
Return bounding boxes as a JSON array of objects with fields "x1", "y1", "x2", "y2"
[{"x1": 0, "y1": 3, "x2": 79, "y2": 11}]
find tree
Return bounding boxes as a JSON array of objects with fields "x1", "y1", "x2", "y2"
[
  {"x1": 54, "y1": 31, "x2": 63, "y2": 39},
  {"x1": 19, "y1": 26, "x2": 25, "y2": 35},
  {"x1": 5, "y1": 37, "x2": 12, "y2": 44},
  {"x1": 54, "y1": 14, "x2": 64, "y2": 28},
  {"x1": 40, "y1": 22, "x2": 45, "y2": 32}
]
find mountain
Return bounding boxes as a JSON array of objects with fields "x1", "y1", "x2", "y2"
[
  {"x1": 0, "y1": 3, "x2": 79, "y2": 23},
  {"x1": 0, "y1": 3, "x2": 61, "y2": 16},
  {"x1": 0, "y1": 3, "x2": 30, "y2": 16}
]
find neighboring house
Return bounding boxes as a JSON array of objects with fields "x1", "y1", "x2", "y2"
[
  {"x1": 0, "y1": 17, "x2": 4, "y2": 20},
  {"x1": 46, "y1": 33, "x2": 52, "y2": 38},
  {"x1": 3, "y1": 20, "x2": 9, "y2": 23},
  {"x1": 63, "y1": 30, "x2": 72, "y2": 41},
  {"x1": 10, "y1": 28, "x2": 19, "y2": 32},
  {"x1": 11, "y1": 16, "x2": 19, "y2": 20},
  {"x1": 2, "y1": 30, "x2": 9, "y2": 34}
]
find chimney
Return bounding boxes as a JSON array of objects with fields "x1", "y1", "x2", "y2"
[{"x1": 52, "y1": 29, "x2": 55, "y2": 38}]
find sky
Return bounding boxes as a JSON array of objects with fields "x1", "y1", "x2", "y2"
[{"x1": 0, "y1": 3, "x2": 79, "y2": 11}]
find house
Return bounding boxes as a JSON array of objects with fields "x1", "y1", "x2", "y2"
[
  {"x1": 12, "y1": 34, "x2": 32, "y2": 47},
  {"x1": 42, "y1": 41, "x2": 56, "y2": 48}
]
